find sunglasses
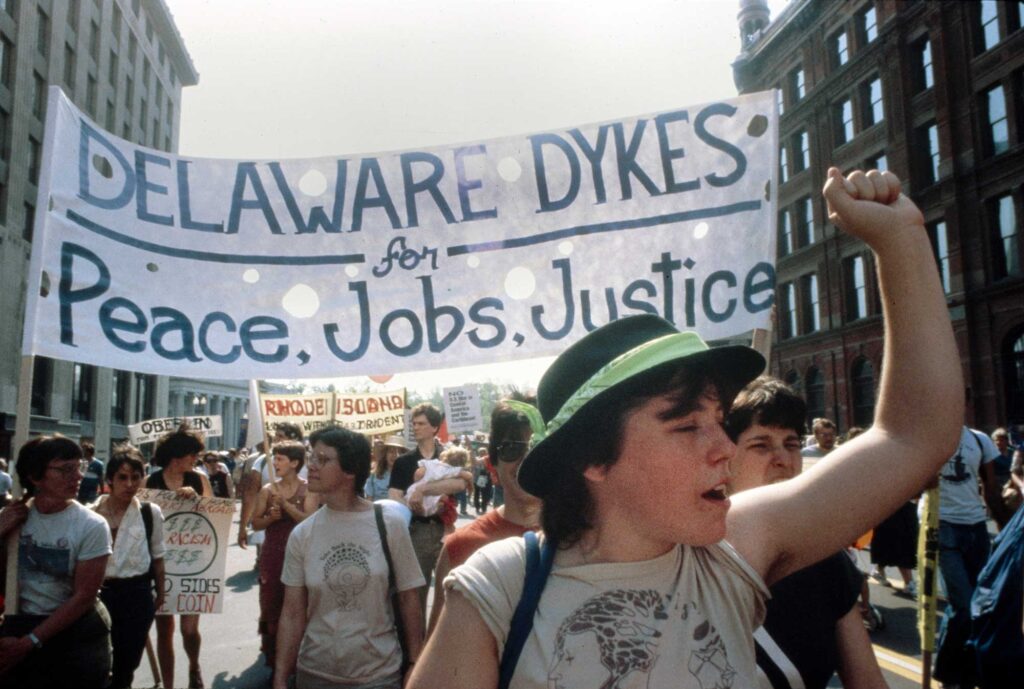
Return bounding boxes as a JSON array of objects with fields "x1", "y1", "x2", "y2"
[{"x1": 495, "y1": 440, "x2": 531, "y2": 463}]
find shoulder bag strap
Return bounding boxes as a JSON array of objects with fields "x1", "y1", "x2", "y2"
[
  {"x1": 498, "y1": 530, "x2": 554, "y2": 689},
  {"x1": 140, "y1": 501, "x2": 154, "y2": 546},
  {"x1": 373, "y1": 504, "x2": 396, "y2": 593}
]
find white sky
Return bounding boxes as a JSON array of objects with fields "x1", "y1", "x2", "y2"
[{"x1": 163, "y1": 0, "x2": 789, "y2": 394}]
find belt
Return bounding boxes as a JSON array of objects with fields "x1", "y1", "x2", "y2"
[{"x1": 104, "y1": 573, "x2": 151, "y2": 585}]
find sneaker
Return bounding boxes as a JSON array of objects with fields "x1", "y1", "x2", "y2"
[
  {"x1": 869, "y1": 570, "x2": 890, "y2": 586},
  {"x1": 904, "y1": 581, "x2": 917, "y2": 598}
]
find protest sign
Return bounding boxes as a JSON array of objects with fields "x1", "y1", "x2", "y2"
[
  {"x1": 443, "y1": 385, "x2": 482, "y2": 434},
  {"x1": 23, "y1": 87, "x2": 777, "y2": 379},
  {"x1": 260, "y1": 389, "x2": 406, "y2": 436},
  {"x1": 139, "y1": 489, "x2": 234, "y2": 615},
  {"x1": 128, "y1": 414, "x2": 222, "y2": 445}
]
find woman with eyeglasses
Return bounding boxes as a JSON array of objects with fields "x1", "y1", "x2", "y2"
[
  {"x1": 201, "y1": 452, "x2": 234, "y2": 499},
  {"x1": 426, "y1": 400, "x2": 543, "y2": 637},
  {"x1": 0, "y1": 435, "x2": 112, "y2": 688},
  {"x1": 273, "y1": 426, "x2": 425, "y2": 689},
  {"x1": 146, "y1": 427, "x2": 213, "y2": 689}
]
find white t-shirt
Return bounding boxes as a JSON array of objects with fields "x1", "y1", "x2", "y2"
[
  {"x1": 939, "y1": 426, "x2": 998, "y2": 525},
  {"x1": 94, "y1": 497, "x2": 166, "y2": 579},
  {"x1": 447, "y1": 537, "x2": 769, "y2": 689},
  {"x1": 19, "y1": 501, "x2": 112, "y2": 615},
  {"x1": 281, "y1": 505, "x2": 425, "y2": 684}
]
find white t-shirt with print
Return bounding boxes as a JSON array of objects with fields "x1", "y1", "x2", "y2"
[
  {"x1": 281, "y1": 505, "x2": 424, "y2": 684},
  {"x1": 939, "y1": 426, "x2": 999, "y2": 525},
  {"x1": 19, "y1": 501, "x2": 112, "y2": 615},
  {"x1": 447, "y1": 537, "x2": 769, "y2": 689}
]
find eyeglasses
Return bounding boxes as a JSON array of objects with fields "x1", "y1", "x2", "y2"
[
  {"x1": 49, "y1": 460, "x2": 90, "y2": 477},
  {"x1": 495, "y1": 441, "x2": 531, "y2": 463}
]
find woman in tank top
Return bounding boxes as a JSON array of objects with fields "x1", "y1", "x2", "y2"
[
  {"x1": 145, "y1": 427, "x2": 213, "y2": 689},
  {"x1": 251, "y1": 440, "x2": 318, "y2": 666}
]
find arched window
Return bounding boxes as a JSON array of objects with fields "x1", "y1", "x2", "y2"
[
  {"x1": 851, "y1": 358, "x2": 876, "y2": 427},
  {"x1": 784, "y1": 369, "x2": 802, "y2": 397},
  {"x1": 1005, "y1": 327, "x2": 1024, "y2": 425},
  {"x1": 805, "y1": 367, "x2": 826, "y2": 428}
]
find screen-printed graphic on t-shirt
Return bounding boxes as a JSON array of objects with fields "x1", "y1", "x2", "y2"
[
  {"x1": 19, "y1": 534, "x2": 72, "y2": 578},
  {"x1": 321, "y1": 542, "x2": 371, "y2": 610},
  {"x1": 548, "y1": 589, "x2": 738, "y2": 689}
]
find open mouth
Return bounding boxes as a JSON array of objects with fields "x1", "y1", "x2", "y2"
[{"x1": 702, "y1": 484, "x2": 728, "y2": 501}]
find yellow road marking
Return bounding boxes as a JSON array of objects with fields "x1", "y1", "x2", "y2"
[{"x1": 873, "y1": 645, "x2": 923, "y2": 682}]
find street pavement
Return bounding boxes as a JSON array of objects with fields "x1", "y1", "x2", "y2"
[{"x1": 134, "y1": 510, "x2": 940, "y2": 689}]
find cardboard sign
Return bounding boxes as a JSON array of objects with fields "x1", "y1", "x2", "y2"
[
  {"x1": 443, "y1": 384, "x2": 482, "y2": 434},
  {"x1": 139, "y1": 489, "x2": 234, "y2": 615},
  {"x1": 24, "y1": 88, "x2": 777, "y2": 379},
  {"x1": 261, "y1": 389, "x2": 406, "y2": 436},
  {"x1": 128, "y1": 415, "x2": 223, "y2": 445}
]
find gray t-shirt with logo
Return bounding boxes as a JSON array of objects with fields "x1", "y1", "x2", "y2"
[{"x1": 939, "y1": 426, "x2": 998, "y2": 525}]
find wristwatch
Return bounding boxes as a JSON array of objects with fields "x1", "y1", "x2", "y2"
[{"x1": 27, "y1": 632, "x2": 42, "y2": 650}]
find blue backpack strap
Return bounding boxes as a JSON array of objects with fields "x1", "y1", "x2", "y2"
[{"x1": 498, "y1": 531, "x2": 554, "y2": 689}]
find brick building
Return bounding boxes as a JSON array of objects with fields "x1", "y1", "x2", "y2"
[{"x1": 733, "y1": 0, "x2": 1024, "y2": 435}]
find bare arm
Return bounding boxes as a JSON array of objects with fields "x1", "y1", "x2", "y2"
[
  {"x1": 198, "y1": 472, "x2": 213, "y2": 498},
  {"x1": 835, "y1": 603, "x2": 889, "y2": 689},
  {"x1": 730, "y1": 170, "x2": 963, "y2": 584},
  {"x1": 238, "y1": 468, "x2": 262, "y2": 548},
  {"x1": 388, "y1": 488, "x2": 406, "y2": 503},
  {"x1": 980, "y1": 461, "x2": 1008, "y2": 529},
  {"x1": 224, "y1": 471, "x2": 235, "y2": 500},
  {"x1": 272, "y1": 585, "x2": 307, "y2": 689},
  {"x1": 250, "y1": 485, "x2": 277, "y2": 532},
  {"x1": 426, "y1": 548, "x2": 453, "y2": 638},
  {"x1": 397, "y1": 587, "x2": 425, "y2": 679},
  {"x1": 152, "y1": 557, "x2": 167, "y2": 611},
  {"x1": 408, "y1": 590, "x2": 497, "y2": 689},
  {"x1": 418, "y1": 478, "x2": 469, "y2": 497}
]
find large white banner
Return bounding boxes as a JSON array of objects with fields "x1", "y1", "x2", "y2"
[{"x1": 23, "y1": 88, "x2": 777, "y2": 379}]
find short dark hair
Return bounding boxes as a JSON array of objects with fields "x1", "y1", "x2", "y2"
[
  {"x1": 273, "y1": 440, "x2": 307, "y2": 470},
  {"x1": 106, "y1": 444, "x2": 146, "y2": 482},
  {"x1": 273, "y1": 422, "x2": 304, "y2": 441},
  {"x1": 17, "y1": 435, "x2": 82, "y2": 496},
  {"x1": 309, "y1": 426, "x2": 371, "y2": 495},
  {"x1": 488, "y1": 401, "x2": 535, "y2": 461},
  {"x1": 80, "y1": 441, "x2": 95, "y2": 458},
  {"x1": 724, "y1": 376, "x2": 807, "y2": 441},
  {"x1": 541, "y1": 363, "x2": 727, "y2": 549},
  {"x1": 153, "y1": 429, "x2": 204, "y2": 468},
  {"x1": 411, "y1": 403, "x2": 442, "y2": 430}
]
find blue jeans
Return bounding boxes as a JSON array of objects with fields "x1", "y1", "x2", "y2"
[{"x1": 934, "y1": 520, "x2": 991, "y2": 685}]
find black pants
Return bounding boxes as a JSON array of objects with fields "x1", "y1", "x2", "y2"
[
  {"x1": 0, "y1": 602, "x2": 111, "y2": 689},
  {"x1": 101, "y1": 576, "x2": 156, "y2": 689},
  {"x1": 474, "y1": 485, "x2": 492, "y2": 512}
]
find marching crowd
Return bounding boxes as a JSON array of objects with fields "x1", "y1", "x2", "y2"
[{"x1": 0, "y1": 169, "x2": 1021, "y2": 689}]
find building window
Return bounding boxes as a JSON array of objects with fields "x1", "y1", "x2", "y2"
[
  {"x1": 158, "y1": 42, "x2": 166, "y2": 66},
  {"x1": 858, "y1": 4, "x2": 878, "y2": 45},
  {"x1": 146, "y1": 16, "x2": 154, "y2": 43},
  {"x1": 112, "y1": 3, "x2": 122, "y2": 44},
  {"x1": 0, "y1": 38, "x2": 13, "y2": 90},
  {"x1": 779, "y1": 144, "x2": 788, "y2": 183},
  {"x1": 862, "y1": 76, "x2": 884, "y2": 127},
  {"x1": 912, "y1": 37, "x2": 933, "y2": 92},
  {"x1": 926, "y1": 220, "x2": 951, "y2": 293},
  {"x1": 1005, "y1": 328, "x2": 1024, "y2": 425},
  {"x1": 918, "y1": 122, "x2": 940, "y2": 186},
  {"x1": 790, "y1": 66, "x2": 806, "y2": 102},
  {"x1": 111, "y1": 370, "x2": 130, "y2": 425},
  {"x1": 835, "y1": 98, "x2": 854, "y2": 145},
  {"x1": 781, "y1": 283, "x2": 797, "y2": 339},
  {"x1": 108, "y1": 49, "x2": 118, "y2": 85},
  {"x1": 89, "y1": 20, "x2": 100, "y2": 62},
  {"x1": 851, "y1": 358, "x2": 876, "y2": 427},
  {"x1": 831, "y1": 29, "x2": 849, "y2": 68},
  {"x1": 125, "y1": 75, "x2": 134, "y2": 110},
  {"x1": 985, "y1": 84, "x2": 1009, "y2": 156},
  {"x1": 139, "y1": 98, "x2": 147, "y2": 131},
  {"x1": 784, "y1": 370, "x2": 802, "y2": 397},
  {"x1": 795, "y1": 129, "x2": 810, "y2": 172},
  {"x1": 86, "y1": 75, "x2": 97, "y2": 115},
  {"x1": 800, "y1": 273, "x2": 820, "y2": 333},
  {"x1": 0, "y1": 107, "x2": 8, "y2": 162},
  {"x1": 844, "y1": 255, "x2": 868, "y2": 321},
  {"x1": 128, "y1": 33, "x2": 137, "y2": 65},
  {"x1": 805, "y1": 367, "x2": 826, "y2": 426},
  {"x1": 142, "y1": 59, "x2": 150, "y2": 90},
  {"x1": 796, "y1": 196, "x2": 814, "y2": 247},
  {"x1": 134, "y1": 373, "x2": 156, "y2": 421},
  {"x1": 28, "y1": 136, "x2": 41, "y2": 185},
  {"x1": 978, "y1": 0, "x2": 1001, "y2": 53},
  {"x1": 866, "y1": 152, "x2": 887, "y2": 171},
  {"x1": 37, "y1": 8, "x2": 50, "y2": 58},
  {"x1": 71, "y1": 363, "x2": 96, "y2": 421},
  {"x1": 23, "y1": 201, "x2": 35, "y2": 241},
  {"x1": 132, "y1": 0, "x2": 141, "y2": 16},
  {"x1": 991, "y1": 194, "x2": 1021, "y2": 279},
  {"x1": 105, "y1": 99, "x2": 114, "y2": 132},
  {"x1": 32, "y1": 72, "x2": 46, "y2": 119},
  {"x1": 64, "y1": 43, "x2": 76, "y2": 90},
  {"x1": 777, "y1": 85, "x2": 784, "y2": 116},
  {"x1": 778, "y1": 209, "x2": 793, "y2": 257},
  {"x1": 31, "y1": 357, "x2": 53, "y2": 416}
]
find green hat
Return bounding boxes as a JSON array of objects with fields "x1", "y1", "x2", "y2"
[{"x1": 518, "y1": 315, "x2": 764, "y2": 498}]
